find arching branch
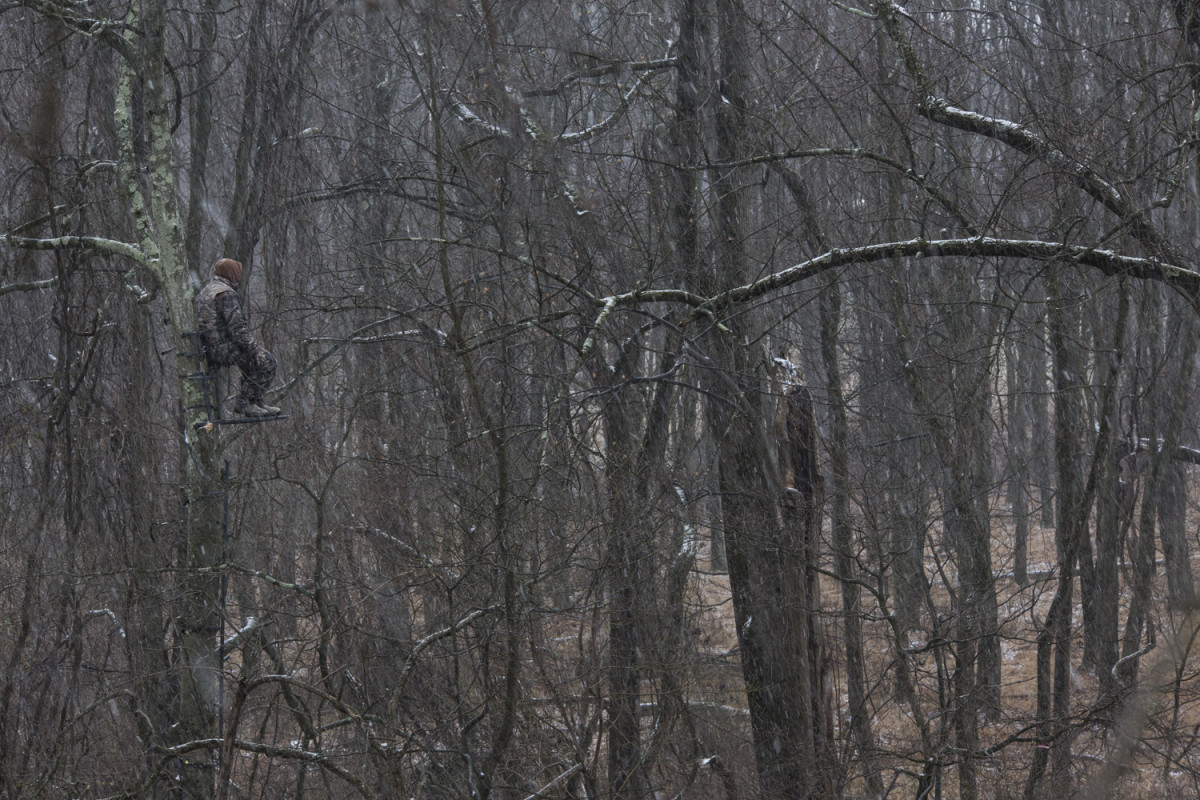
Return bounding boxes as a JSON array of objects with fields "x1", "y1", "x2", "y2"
[
  {"x1": 590, "y1": 236, "x2": 1200, "y2": 314},
  {"x1": 715, "y1": 237, "x2": 1200, "y2": 307}
]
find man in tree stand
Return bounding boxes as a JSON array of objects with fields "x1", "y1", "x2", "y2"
[{"x1": 194, "y1": 257, "x2": 281, "y2": 417}]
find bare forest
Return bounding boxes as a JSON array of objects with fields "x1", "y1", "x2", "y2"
[{"x1": 6, "y1": 1, "x2": 1200, "y2": 798}]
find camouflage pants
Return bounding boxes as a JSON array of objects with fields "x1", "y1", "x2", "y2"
[{"x1": 211, "y1": 344, "x2": 277, "y2": 407}]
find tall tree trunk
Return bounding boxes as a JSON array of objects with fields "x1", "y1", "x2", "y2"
[
  {"x1": 1006, "y1": 338, "x2": 1032, "y2": 587},
  {"x1": 1091, "y1": 286, "x2": 1130, "y2": 699},
  {"x1": 825, "y1": 310, "x2": 877, "y2": 788},
  {"x1": 184, "y1": 0, "x2": 218, "y2": 270},
  {"x1": 891, "y1": 263, "x2": 1001, "y2": 800},
  {"x1": 1157, "y1": 304, "x2": 1198, "y2": 609},
  {"x1": 704, "y1": 350, "x2": 835, "y2": 798},
  {"x1": 1024, "y1": 268, "x2": 1122, "y2": 796},
  {"x1": 1121, "y1": 290, "x2": 1165, "y2": 686},
  {"x1": 123, "y1": 305, "x2": 181, "y2": 799},
  {"x1": 773, "y1": 157, "x2": 883, "y2": 797},
  {"x1": 689, "y1": 1, "x2": 834, "y2": 794},
  {"x1": 1044, "y1": 269, "x2": 1088, "y2": 789},
  {"x1": 114, "y1": 2, "x2": 227, "y2": 794},
  {"x1": 602, "y1": 338, "x2": 652, "y2": 800}
]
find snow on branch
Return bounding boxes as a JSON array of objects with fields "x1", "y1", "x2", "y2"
[
  {"x1": 448, "y1": 97, "x2": 511, "y2": 140},
  {"x1": 719, "y1": 237, "x2": 1200, "y2": 306},
  {"x1": 388, "y1": 605, "x2": 501, "y2": 715},
  {"x1": 2, "y1": 232, "x2": 150, "y2": 266},
  {"x1": 874, "y1": 0, "x2": 1182, "y2": 263},
  {"x1": 1127, "y1": 437, "x2": 1200, "y2": 466},
  {"x1": 155, "y1": 737, "x2": 375, "y2": 798},
  {"x1": 521, "y1": 763, "x2": 584, "y2": 800},
  {"x1": 304, "y1": 330, "x2": 421, "y2": 345},
  {"x1": 577, "y1": 296, "x2": 619, "y2": 363},
  {"x1": 1, "y1": 234, "x2": 157, "y2": 304},
  {"x1": 523, "y1": 56, "x2": 676, "y2": 98},
  {"x1": 0, "y1": 277, "x2": 57, "y2": 298},
  {"x1": 919, "y1": 99, "x2": 1183, "y2": 261},
  {"x1": 557, "y1": 65, "x2": 659, "y2": 146},
  {"x1": 919, "y1": 100, "x2": 1149, "y2": 225},
  {"x1": 81, "y1": 608, "x2": 126, "y2": 640},
  {"x1": 593, "y1": 236, "x2": 1200, "y2": 314},
  {"x1": 362, "y1": 525, "x2": 462, "y2": 584},
  {"x1": 217, "y1": 616, "x2": 264, "y2": 657},
  {"x1": 224, "y1": 563, "x2": 315, "y2": 597}
]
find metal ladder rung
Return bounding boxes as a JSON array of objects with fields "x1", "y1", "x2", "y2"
[
  {"x1": 182, "y1": 330, "x2": 286, "y2": 428},
  {"x1": 195, "y1": 415, "x2": 290, "y2": 428}
]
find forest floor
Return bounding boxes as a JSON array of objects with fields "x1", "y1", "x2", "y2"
[{"x1": 686, "y1": 505, "x2": 1200, "y2": 799}]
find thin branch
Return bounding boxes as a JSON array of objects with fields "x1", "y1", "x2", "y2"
[
  {"x1": 277, "y1": 313, "x2": 411, "y2": 395},
  {"x1": 5, "y1": 204, "x2": 74, "y2": 237},
  {"x1": 388, "y1": 605, "x2": 500, "y2": 717},
  {"x1": 270, "y1": 176, "x2": 477, "y2": 222},
  {"x1": 557, "y1": 65, "x2": 660, "y2": 146},
  {"x1": 18, "y1": 0, "x2": 139, "y2": 65},
  {"x1": 522, "y1": 763, "x2": 584, "y2": 800},
  {"x1": 874, "y1": 0, "x2": 1186, "y2": 264},
  {"x1": 447, "y1": 40, "x2": 673, "y2": 215},
  {"x1": 523, "y1": 56, "x2": 676, "y2": 97},
  {"x1": 155, "y1": 738, "x2": 375, "y2": 799}
]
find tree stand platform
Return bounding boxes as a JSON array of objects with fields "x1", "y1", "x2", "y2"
[{"x1": 181, "y1": 331, "x2": 288, "y2": 428}]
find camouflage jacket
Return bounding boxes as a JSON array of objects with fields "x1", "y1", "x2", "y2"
[{"x1": 194, "y1": 276, "x2": 255, "y2": 363}]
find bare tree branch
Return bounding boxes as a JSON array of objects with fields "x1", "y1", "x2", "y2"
[
  {"x1": 874, "y1": 0, "x2": 1187, "y2": 264},
  {"x1": 0, "y1": 276, "x2": 57, "y2": 297},
  {"x1": 1, "y1": 233, "x2": 149, "y2": 266},
  {"x1": 155, "y1": 737, "x2": 375, "y2": 799},
  {"x1": 522, "y1": 763, "x2": 584, "y2": 800},
  {"x1": 523, "y1": 56, "x2": 676, "y2": 97},
  {"x1": 590, "y1": 236, "x2": 1200, "y2": 312},
  {"x1": 388, "y1": 605, "x2": 501, "y2": 717},
  {"x1": 715, "y1": 237, "x2": 1200, "y2": 307},
  {"x1": 17, "y1": 0, "x2": 138, "y2": 65}
]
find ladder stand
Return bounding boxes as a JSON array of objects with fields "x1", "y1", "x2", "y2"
[{"x1": 181, "y1": 331, "x2": 288, "y2": 427}]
